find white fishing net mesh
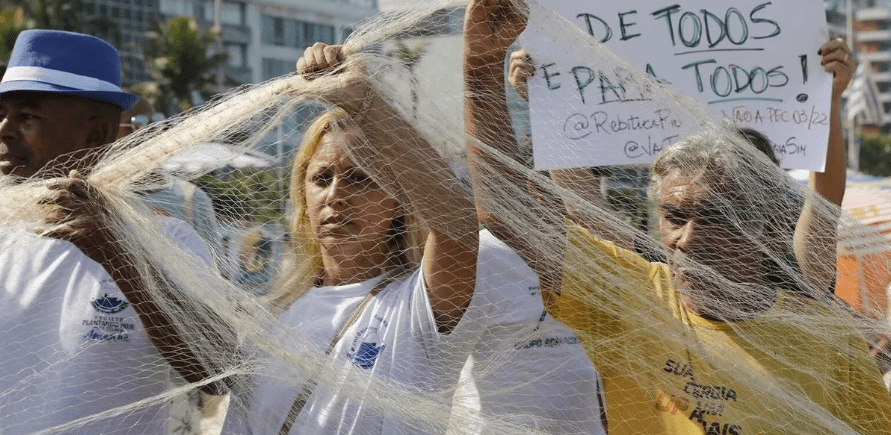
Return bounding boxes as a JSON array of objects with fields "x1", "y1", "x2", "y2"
[{"x1": 1, "y1": 1, "x2": 891, "y2": 435}]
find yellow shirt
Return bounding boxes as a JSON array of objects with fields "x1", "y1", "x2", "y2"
[{"x1": 544, "y1": 223, "x2": 891, "y2": 435}]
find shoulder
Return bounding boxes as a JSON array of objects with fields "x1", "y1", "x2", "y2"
[
  {"x1": 0, "y1": 228, "x2": 114, "y2": 308},
  {"x1": 0, "y1": 228, "x2": 104, "y2": 275},
  {"x1": 563, "y1": 220, "x2": 666, "y2": 285}
]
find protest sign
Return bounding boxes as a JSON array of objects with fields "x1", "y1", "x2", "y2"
[{"x1": 519, "y1": 0, "x2": 832, "y2": 171}]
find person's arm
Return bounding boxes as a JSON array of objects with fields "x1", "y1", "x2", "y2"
[
  {"x1": 813, "y1": 38, "x2": 852, "y2": 206},
  {"x1": 297, "y1": 44, "x2": 479, "y2": 332},
  {"x1": 41, "y1": 172, "x2": 233, "y2": 394},
  {"x1": 794, "y1": 38, "x2": 854, "y2": 293},
  {"x1": 462, "y1": 0, "x2": 570, "y2": 291}
]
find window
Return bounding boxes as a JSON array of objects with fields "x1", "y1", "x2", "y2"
[
  {"x1": 273, "y1": 17, "x2": 285, "y2": 45},
  {"x1": 300, "y1": 21, "x2": 335, "y2": 48},
  {"x1": 222, "y1": 2, "x2": 245, "y2": 27},
  {"x1": 340, "y1": 26, "x2": 353, "y2": 44},
  {"x1": 284, "y1": 18, "x2": 298, "y2": 47},
  {"x1": 193, "y1": 0, "x2": 208, "y2": 21},
  {"x1": 226, "y1": 43, "x2": 246, "y2": 68},
  {"x1": 262, "y1": 58, "x2": 293, "y2": 81},
  {"x1": 262, "y1": 15, "x2": 275, "y2": 44},
  {"x1": 261, "y1": 14, "x2": 336, "y2": 48}
]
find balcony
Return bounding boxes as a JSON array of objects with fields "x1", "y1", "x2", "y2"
[
  {"x1": 340, "y1": 0, "x2": 377, "y2": 7},
  {"x1": 222, "y1": 24, "x2": 251, "y2": 45},
  {"x1": 226, "y1": 65, "x2": 253, "y2": 85},
  {"x1": 859, "y1": 51, "x2": 891, "y2": 63},
  {"x1": 858, "y1": 29, "x2": 891, "y2": 43},
  {"x1": 873, "y1": 71, "x2": 891, "y2": 83},
  {"x1": 858, "y1": 8, "x2": 891, "y2": 22}
]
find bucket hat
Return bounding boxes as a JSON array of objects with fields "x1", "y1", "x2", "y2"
[{"x1": 0, "y1": 30, "x2": 138, "y2": 110}]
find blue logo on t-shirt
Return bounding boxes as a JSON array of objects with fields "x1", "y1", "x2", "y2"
[
  {"x1": 351, "y1": 342, "x2": 385, "y2": 369},
  {"x1": 91, "y1": 294, "x2": 130, "y2": 314}
]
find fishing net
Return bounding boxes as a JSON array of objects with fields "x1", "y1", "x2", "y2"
[{"x1": 2, "y1": 1, "x2": 891, "y2": 434}]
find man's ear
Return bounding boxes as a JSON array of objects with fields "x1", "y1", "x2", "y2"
[{"x1": 85, "y1": 115, "x2": 117, "y2": 148}]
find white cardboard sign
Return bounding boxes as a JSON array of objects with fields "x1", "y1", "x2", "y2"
[{"x1": 520, "y1": 0, "x2": 832, "y2": 171}]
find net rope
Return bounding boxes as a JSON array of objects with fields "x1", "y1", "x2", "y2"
[{"x1": 1, "y1": 1, "x2": 890, "y2": 434}]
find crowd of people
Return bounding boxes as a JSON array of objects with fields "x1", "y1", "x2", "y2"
[{"x1": 2, "y1": 0, "x2": 891, "y2": 434}]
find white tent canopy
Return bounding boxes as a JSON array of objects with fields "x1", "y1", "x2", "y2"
[{"x1": 161, "y1": 142, "x2": 275, "y2": 175}]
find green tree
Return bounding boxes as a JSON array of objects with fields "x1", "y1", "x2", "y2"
[
  {"x1": 859, "y1": 134, "x2": 891, "y2": 177},
  {"x1": 0, "y1": 6, "x2": 25, "y2": 64},
  {"x1": 1, "y1": 0, "x2": 118, "y2": 45},
  {"x1": 0, "y1": 0, "x2": 119, "y2": 77},
  {"x1": 136, "y1": 16, "x2": 226, "y2": 115},
  {"x1": 196, "y1": 170, "x2": 286, "y2": 225}
]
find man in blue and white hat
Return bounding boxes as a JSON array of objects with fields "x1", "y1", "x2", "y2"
[
  {"x1": 0, "y1": 29, "x2": 137, "y2": 178},
  {"x1": 0, "y1": 30, "x2": 230, "y2": 434}
]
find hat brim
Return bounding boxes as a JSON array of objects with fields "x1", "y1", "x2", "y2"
[{"x1": 0, "y1": 80, "x2": 138, "y2": 111}]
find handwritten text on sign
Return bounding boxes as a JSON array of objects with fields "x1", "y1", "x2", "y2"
[{"x1": 520, "y1": 0, "x2": 831, "y2": 171}]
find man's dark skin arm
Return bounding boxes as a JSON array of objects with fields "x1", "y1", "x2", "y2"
[{"x1": 41, "y1": 172, "x2": 234, "y2": 395}]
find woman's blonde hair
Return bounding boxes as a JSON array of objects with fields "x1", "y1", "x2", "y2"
[{"x1": 264, "y1": 108, "x2": 425, "y2": 311}]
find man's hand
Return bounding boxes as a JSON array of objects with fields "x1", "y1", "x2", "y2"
[
  {"x1": 819, "y1": 38, "x2": 855, "y2": 101},
  {"x1": 509, "y1": 49, "x2": 534, "y2": 101},
  {"x1": 297, "y1": 43, "x2": 373, "y2": 116},
  {"x1": 464, "y1": 0, "x2": 528, "y2": 67},
  {"x1": 38, "y1": 170, "x2": 120, "y2": 265}
]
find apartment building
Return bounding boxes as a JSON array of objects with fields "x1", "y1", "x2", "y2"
[
  {"x1": 826, "y1": 0, "x2": 891, "y2": 132},
  {"x1": 83, "y1": 0, "x2": 378, "y2": 87}
]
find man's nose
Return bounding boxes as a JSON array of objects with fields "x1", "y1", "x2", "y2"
[
  {"x1": 0, "y1": 117, "x2": 17, "y2": 143},
  {"x1": 672, "y1": 220, "x2": 697, "y2": 252}
]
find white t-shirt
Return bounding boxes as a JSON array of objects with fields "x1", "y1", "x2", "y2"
[
  {"x1": 0, "y1": 218, "x2": 212, "y2": 434},
  {"x1": 449, "y1": 230, "x2": 606, "y2": 434},
  {"x1": 226, "y1": 268, "x2": 469, "y2": 435}
]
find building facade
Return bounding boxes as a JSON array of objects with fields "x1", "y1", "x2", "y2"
[
  {"x1": 826, "y1": 0, "x2": 891, "y2": 132},
  {"x1": 855, "y1": 4, "x2": 891, "y2": 132},
  {"x1": 82, "y1": 0, "x2": 165, "y2": 86},
  {"x1": 83, "y1": 0, "x2": 378, "y2": 88}
]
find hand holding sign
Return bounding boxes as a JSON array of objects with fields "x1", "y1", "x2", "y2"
[
  {"x1": 820, "y1": 38, "x2": 855, "y2": 101},
  {"x1": 509, "y1": 49, "x2": 534, "y2": 101}
]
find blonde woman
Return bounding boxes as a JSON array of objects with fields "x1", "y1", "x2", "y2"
[{"x1": 223, "y1": 45, "x2": 481, "y2": 434}]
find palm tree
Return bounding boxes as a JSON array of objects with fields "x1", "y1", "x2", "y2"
[{"x1": 136, "y1": 16, "x2": 227, "y2": 115}]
